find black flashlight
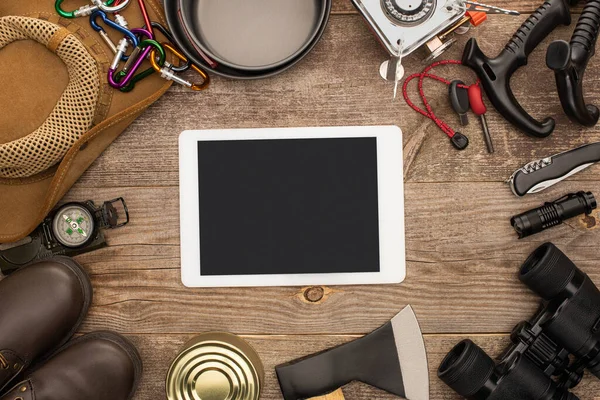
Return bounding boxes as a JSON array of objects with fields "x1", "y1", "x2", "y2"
[{"x1": 511, "y1": 192, "x2": 597, "y2": 239}]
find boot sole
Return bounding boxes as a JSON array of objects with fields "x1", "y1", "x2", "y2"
[{"x1": 0, "y1": 256, "x2": 93, "y2": 391}]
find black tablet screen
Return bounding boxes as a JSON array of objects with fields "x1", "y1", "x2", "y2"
[{"x1": 197, "y1": 138, "x2": 380, "y2": 276}]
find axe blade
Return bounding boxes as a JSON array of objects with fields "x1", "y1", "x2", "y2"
[
  {"x1": 391, "y1": 305, "x2": 429, "y2": 400},
  {"x1": 276, "y1": 305, "x2": 429, "y2": 400}
]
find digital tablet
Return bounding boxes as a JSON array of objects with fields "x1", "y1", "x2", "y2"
[{"x1": 179, "y1": 126, "x2": 405, "y2": 287}]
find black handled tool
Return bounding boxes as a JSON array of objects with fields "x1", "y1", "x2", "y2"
[
  {"x1": 462, "y1": 0, "x2": 572, "y2": 138},
  {"x1": 547, "y1": 0, "x2": 600, "y2": 126},
  {"x1": 449, "y1": 80, "x2": 470, "y2": 126},
  {"x1": 468, "y1": 84, "x2": 494, "y2": 153},
  {"x1": 508, "y1": 142, "x2": 600, "y2": 196},
  {"x1": 276, "y1": 306, "x2": 429, "y2": 400}
]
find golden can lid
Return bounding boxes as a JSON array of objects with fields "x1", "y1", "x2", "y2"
[{"x1": 166, "y1": 332, "x2": 264, "y2": 400}]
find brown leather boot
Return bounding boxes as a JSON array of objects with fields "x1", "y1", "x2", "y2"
[
  {"x1": 1, "y1": 332, "x2": 142, "y2": 400},
  {"x1": 0, "y1": 257, "x2": 91, "y2": 392}
]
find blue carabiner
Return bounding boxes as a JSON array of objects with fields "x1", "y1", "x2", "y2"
[{"x1": 90, "y1": 10, "x2": 138, "y2": 61}]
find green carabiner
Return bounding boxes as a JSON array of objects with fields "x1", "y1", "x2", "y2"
[
  {"x1": 116, "y1": 39, "x2": 166, "y2": 92},
  {"x1": 55, "y1": 0, "x2": 76, "y2": 18},
  {"x1": 117, "y1": 69, "x2": 154, "y2": 93}
]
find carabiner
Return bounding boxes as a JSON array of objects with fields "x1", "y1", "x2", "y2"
[
  {"x1": 90, "y1": 10, "x2": 137, "y2": 61},
  {"x1": 115, "y1": 68, "x2": 154, "y2": 92},
  {"x1": 55, "y1": 0, "x2": 127, "y2": 18},
  {"x1": 91, "y1": 0, "x2": 131, "y2": 14},
  {"x1": 116, "y1": 28, "x2": 160, "y2": 92},
  {"x1": 146, "y1": 22, "x2": 190, "y2": 72},
  {"x1": 91, "y1": 11, "x2": 138, "y2": 66},
  {"x1": 90, "y1": 15, "x2": 117, "y2": 53},
  {"x1": 109, "y1": 38, "x2": 165, "y2": 89},
  {"x1": 115, "y1": 28, "x2": 158, "y2": 92},
  {"x1": 120, "y1": 28, "x2": 153, "y2": 74},
  {"x1": 106, "y1": 0, "x2": 129, "y2": 28},
  {"x1": 150, "y1": 43, "x2": 209, "y2": 91},
  {"x1": 115, "y1": 71, "x2": 143, "y2": 93},
  {"x1": 56, "y1": 0, "x2": 95, "y2": 18}
]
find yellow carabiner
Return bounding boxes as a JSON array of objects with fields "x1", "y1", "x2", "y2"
[{"x1": 150, "y1": 43, "x2": 209, "y2": 91}]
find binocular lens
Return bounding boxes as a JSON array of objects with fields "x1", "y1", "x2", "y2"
[
  {"x1": 520, "y1": 243, "x2": 577, "y2": 300},
  {"x1": 438, "y1": 339, "x2": 495, "y2": 398}
]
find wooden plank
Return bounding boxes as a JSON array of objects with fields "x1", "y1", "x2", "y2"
[
  {"x1": 128, "y1": 333, "x2": 599, "y2": 399},
  {"x1": 331, "y1": 0, "x2": 585, "y2": 14},
  {"x1": 76, "y1": 14, "x2": 600, "y2": 188},
  {"x1": 62, "y1": 183, "x2": 600, "y2": 335}
]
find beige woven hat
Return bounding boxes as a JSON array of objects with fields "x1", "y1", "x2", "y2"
[{"x1": 0, "y1": 0, "x2": 173, "y2": 243}]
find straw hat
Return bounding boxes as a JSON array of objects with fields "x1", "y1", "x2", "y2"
[{"x1": 0, "y1": 0, "x2": 172, "y2": 243}]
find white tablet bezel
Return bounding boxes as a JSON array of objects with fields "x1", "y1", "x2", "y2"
[{"x1": 179, "y1": 126, "x2": 405, "y2": 287}]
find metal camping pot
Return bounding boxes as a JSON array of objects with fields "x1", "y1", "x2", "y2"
[
  {"x1": 165, "y1": 0, "x2": 332, "y2": 79},
  {"x1": 166, "y1": 332, "x2": 264, "y2": 400}
]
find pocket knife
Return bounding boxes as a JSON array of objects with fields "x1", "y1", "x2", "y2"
[{"x1": 508, "y1": 142, "x2": 600, "y2": 197}]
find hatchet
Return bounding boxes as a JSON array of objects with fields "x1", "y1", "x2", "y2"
[{"x1": 275, "y1": 305, "x2": 429, "y2": 400}]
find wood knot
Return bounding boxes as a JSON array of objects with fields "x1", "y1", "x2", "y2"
[
  {"x1": 580, "y1": 213, "x2": 598, "y2": 230},
  {"x1": 304, "y1": 287, "x2": 324, "y2": 303},
  {"x1": 296, "y1": 286, "x2": 337, "y2": 304}
]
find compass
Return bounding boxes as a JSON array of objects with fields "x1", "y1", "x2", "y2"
[
  {"x1": 51, "y1": 203, "x2": 96, "y2": 248},
  {"x1": 382, "y1": 0, "x2": 436, "y2": 25},
  {"x1": 0, "y1": 197, "x2": 129, "y2": 275}
]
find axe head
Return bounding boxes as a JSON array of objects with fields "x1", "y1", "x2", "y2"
[{"x1": 276, "y1": 305, "x2": 429, "y2": 400}]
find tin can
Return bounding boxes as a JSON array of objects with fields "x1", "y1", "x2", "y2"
[{"x1": 166, "y1": 332, "x2": 264, "y2": 400}]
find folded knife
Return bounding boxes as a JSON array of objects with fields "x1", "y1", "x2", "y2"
[{"x1": 508, "y1": 142, "x2": 600, "y2": 197}]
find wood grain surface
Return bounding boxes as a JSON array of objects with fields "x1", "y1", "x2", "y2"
[
  {"x1": 331, "y1": 0, "x2": 586, "y2": 14},
  {"x1": 23, "y1": 1, "x2": 600, "y2": 399}
]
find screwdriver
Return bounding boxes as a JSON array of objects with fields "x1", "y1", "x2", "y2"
[
  {"x1": 468, "y1": 84, "x2": 494, "y2": 153},
  {"x1": 449, "y1": 80, "x2": 470, "y2": 126}
]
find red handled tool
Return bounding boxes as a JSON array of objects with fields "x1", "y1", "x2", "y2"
[{"x1": 468, "y1": 84, "x2": 494, "y2": 154}]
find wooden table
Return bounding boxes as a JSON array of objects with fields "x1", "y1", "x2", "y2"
[{"x1": 64, "y1": 1, "x2": 600, "y2": 398}]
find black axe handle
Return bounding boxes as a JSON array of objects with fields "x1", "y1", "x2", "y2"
[
  {"x1": 275, "y1": 322, "x2": 404, "y2": 400},
  {"x1": 547, "y1": 0, "x2": 600, "y2": 126},
  {"x1": 462, "y1": 0, "x2": 571, "y2": 138}
]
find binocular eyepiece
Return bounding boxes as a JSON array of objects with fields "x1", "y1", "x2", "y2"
[{"x1": 439, "y1": 243, "x2": 600, "y2": 400}]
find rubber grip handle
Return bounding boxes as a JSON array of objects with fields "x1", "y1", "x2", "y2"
[
  {"x1": 462, "y1": 0, "x2": 571, "y2": 138},
  {"x1": 275, "y1": 322, "x2": 405, "y2": 400},
  {"x1": 506, "y1": 0, "x2": 572, "y2": 64},
  {"x1": 468, "y1": 85, "x2": 487, "y2": 116},
  {"x1": 547, "y1": 0, "x2": 600, "y2": 126},
  {"x1": 571, "y1": 0, "x2": 600, "y2": 52}
]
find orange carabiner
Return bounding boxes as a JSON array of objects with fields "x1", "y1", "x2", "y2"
[{"x1": 150, "y1": 43, "x2": 209, "y2": 91}]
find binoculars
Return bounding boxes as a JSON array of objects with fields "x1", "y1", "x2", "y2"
[{"x1": 439, "y1": 243, "x2": 600, "y2": 400}]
